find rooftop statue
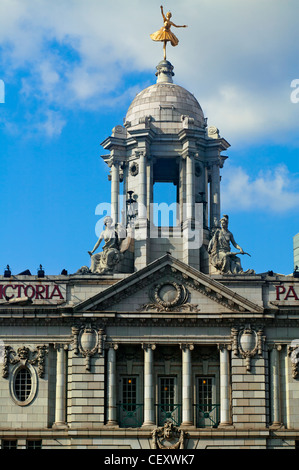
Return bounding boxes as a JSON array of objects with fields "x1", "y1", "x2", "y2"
[
  {"x1": 76, "y1": 216, "x2": 130, "y2": 275},
  {"x1": 150, "y1": 5, "x2": 187, "y2": 60},
  {"x1": 208, "y1": 215, "x2": 255, "y2": 275}
]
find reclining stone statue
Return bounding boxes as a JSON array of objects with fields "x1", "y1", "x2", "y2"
[
  {"x1": 208, "y1": 214, "x2": 254, "y2": 275},
  {"x1": 76, "y1": 216, "x2": 129, "y2": 275}
]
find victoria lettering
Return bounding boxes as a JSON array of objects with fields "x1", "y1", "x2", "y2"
[{"x1": 0, "y1": 284, "x2": 64, "y2": 301}]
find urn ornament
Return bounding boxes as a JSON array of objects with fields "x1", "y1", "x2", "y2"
[
  {"x1": 236, "y1": 326, "x2": 263, "y2": 372},
  {"x1": 79, "y1": 326, "x2": 99, "y2": 371}
]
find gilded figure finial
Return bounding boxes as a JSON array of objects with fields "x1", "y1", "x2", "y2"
[{"x1": 150, "y1": 5, "x2": 187, "y2": 60}]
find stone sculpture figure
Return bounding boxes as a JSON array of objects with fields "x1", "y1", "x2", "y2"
[
  {"x1": 75, "y1": 216, "x2": 131, "y2": 275},
  {"x1": 208, "y1": 214, "x2": 254, "y2": 274},
  {"x1": 88, "y1": 216, "x2": 122, "y2": 274},
  {"x1": 150, "y1": 5, "x2": 187, "y2": 60}
]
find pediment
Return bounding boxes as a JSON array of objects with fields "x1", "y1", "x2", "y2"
[{"x1": 74, "y1": 255, "x2": 264, "y2": 316}]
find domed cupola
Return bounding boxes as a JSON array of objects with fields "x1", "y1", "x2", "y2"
[
  {"x1": 125, "y1": 60, "x2": 205, "y2": 132},
  {"x1": 100, "y1": 59, "x2": 230, "y2": 274}
]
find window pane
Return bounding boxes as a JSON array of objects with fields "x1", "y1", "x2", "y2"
[
  {"x1": 198, "y1": 377, "x2": 213, "y2": 410},
  {"x1": 15, "y1": 367, "x2": 32, "y2": 402},
  {"x1": 2, "y1": 440, "x2": 17, "y2": 449},
  {"x1": 27, "y1": 440, "x2": 42, "y2": 449},
  {"x1": 122, "y1": 377, "x2": 136, "y2": 410}
]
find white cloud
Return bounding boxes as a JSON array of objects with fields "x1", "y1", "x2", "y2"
[
  {"x1": 0, "y1": 0, "x2": 298, "y2": 141},
  {"x1": 221, "y1": 164, "x2": 299, "y2": 213}
]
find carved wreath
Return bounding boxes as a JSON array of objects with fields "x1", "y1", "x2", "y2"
[
  {"x1": 129, "y1": 162, "x2": 139, "y2": 177},
  {"x1": 154, "y1": 282, "x2": 182, "y2": 309},
  {"x1": 139, "y1": 281, "x2": 200, "y2": 313}
]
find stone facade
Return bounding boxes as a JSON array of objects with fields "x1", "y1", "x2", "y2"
[{"x1": 1, "y1": 60, "x2": 299, "y2": 451}]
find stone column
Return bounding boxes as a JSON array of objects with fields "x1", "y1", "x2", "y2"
[
  {"x1": 106, "y1": 344, "x2": 118, "y2": 426},
  {"x1": 54, "y1": 344, "x2": 67, "y2": 428},
  {"x1": 142, "y1": 344, "x2": 156, "y2": 426},
  {"x1": 209, "y1": 162, "x2": 220, "y2": 228},
  {"x1": 186, "y1": 153, "x2": 194, "y2": 220},
  {"x1": 181, "y1": 344, "x2": 194, "y2": 426},
  {"x1": 270, "y1": 344, "x2": 282, "y2": 426},
  {"x1": 138, "y1": 151, "x2": 147, "y2": 220},
  {"x1": 111, "y1": 161, "x2": 119, "y2": 226},
  {"x1": 219, "y1": 345, "x2": 231, "y2": 426}
]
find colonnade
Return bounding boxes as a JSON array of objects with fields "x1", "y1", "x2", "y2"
[
  {"x1": 106, "y1": 342, "x2": 231, "y2": 428},
  {"x1": 108, "y1": 152, "x2": 222, "y2": 230}
]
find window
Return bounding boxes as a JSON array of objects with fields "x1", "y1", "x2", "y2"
[
  {"x1": 122, "y1": 376, "x2": 137, "y2": 410},
  {"x1": 14, "y1": 367, "x2": 32, "y2": 402},
  {"x1": 26, "y1": 440, "x2": 42, "y2": 449},
  {"x1": 158, "y1": 376, "x2": 180, "y2": 426},
  {"x1": 2, "y1": 440, "x2": 17, "y2": 449},
  {"x1": 198, "y1": 377, "x2": 213, "y2": 410},
  {"x1": 196, "y1": 376, "x2": 219, "y2": 428},
  {"x1": 118, "y1": 376, "x2": 142, "y2": 427},
  {"x1": 10, "y1": 363, "x2": 37, "y2": 406}
]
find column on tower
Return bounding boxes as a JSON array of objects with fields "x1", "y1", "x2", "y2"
[
  {"x1": 209, "y1": 161, "x2": 221, "y2": 229},
  {"x1": 137, "y1": 150, "x2": 147, "y2": 220},
  {"x1": 110, "y1": 159, "x2": 120, "y2": 226}
]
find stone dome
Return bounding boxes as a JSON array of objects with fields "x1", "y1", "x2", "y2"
[{"x1": 125, "y1": 60, "x2": 205, "y2": 130}]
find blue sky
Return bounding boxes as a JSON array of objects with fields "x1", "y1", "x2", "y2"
[{"x1": 0, "y1": 0, "x2": 298, "y2": 276}]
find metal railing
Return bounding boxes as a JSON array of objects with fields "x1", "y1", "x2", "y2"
[
  {"x1": 117, "y1": 402, "x2": 220, "y2": 428},
  {"x1": 155, "y1": 403, "x2": 182, "y2": 426},
  {"x1": 194, "y1": 403, "x2": 220, "y2": 428},
  {"x1": 117, "y1": 403, "x2": 143, "y2": 428}
]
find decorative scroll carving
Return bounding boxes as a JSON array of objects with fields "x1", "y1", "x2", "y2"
[
  {"x1": 2, "y1": 345, "x2": 48, "y2": 378},
  {"x1": 151, "y1": 421, "x2": 186, "y2": 449},
  {"x1": 139, "y1": 281, "x2": 200, "y2": 313}
]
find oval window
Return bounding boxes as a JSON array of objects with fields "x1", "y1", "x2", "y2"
[
  {"x1": 10, "y1": 364, "x2": 37, "y2": 406},
  {"x1": 14, "y1": 367, "x2": 32, "y2": 402}
]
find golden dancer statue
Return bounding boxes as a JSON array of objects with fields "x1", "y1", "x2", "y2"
[{"x1": 150, "y1": 6, "x2": 187, "y2": 60}]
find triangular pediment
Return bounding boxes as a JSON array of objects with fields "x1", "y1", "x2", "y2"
[{"x1": 73, "y1": 255, "x2": 264, "y2": 316}]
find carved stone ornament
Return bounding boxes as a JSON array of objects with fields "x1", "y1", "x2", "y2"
[
  {"x1": 2, "y1": 345, "x2": 48, "y2": 378},
  {"x1": 151, "y1": 421, "x2": 186, "y2": 449},
  {"x1": 72, "y1": 324, "x2": 104, "y2": 371},
  {"x1": 288, "y1": 344, "x2": 299, "y2": 379},
  {"x1": 139, "y1": 281, "x2": 200, "y2": 313},
  {"x1": 129, "y1": 161, "x2": 139, "y2": 176},
  {"x1": 231, "y1": 326, "x2": 264, "y2": 372}
]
